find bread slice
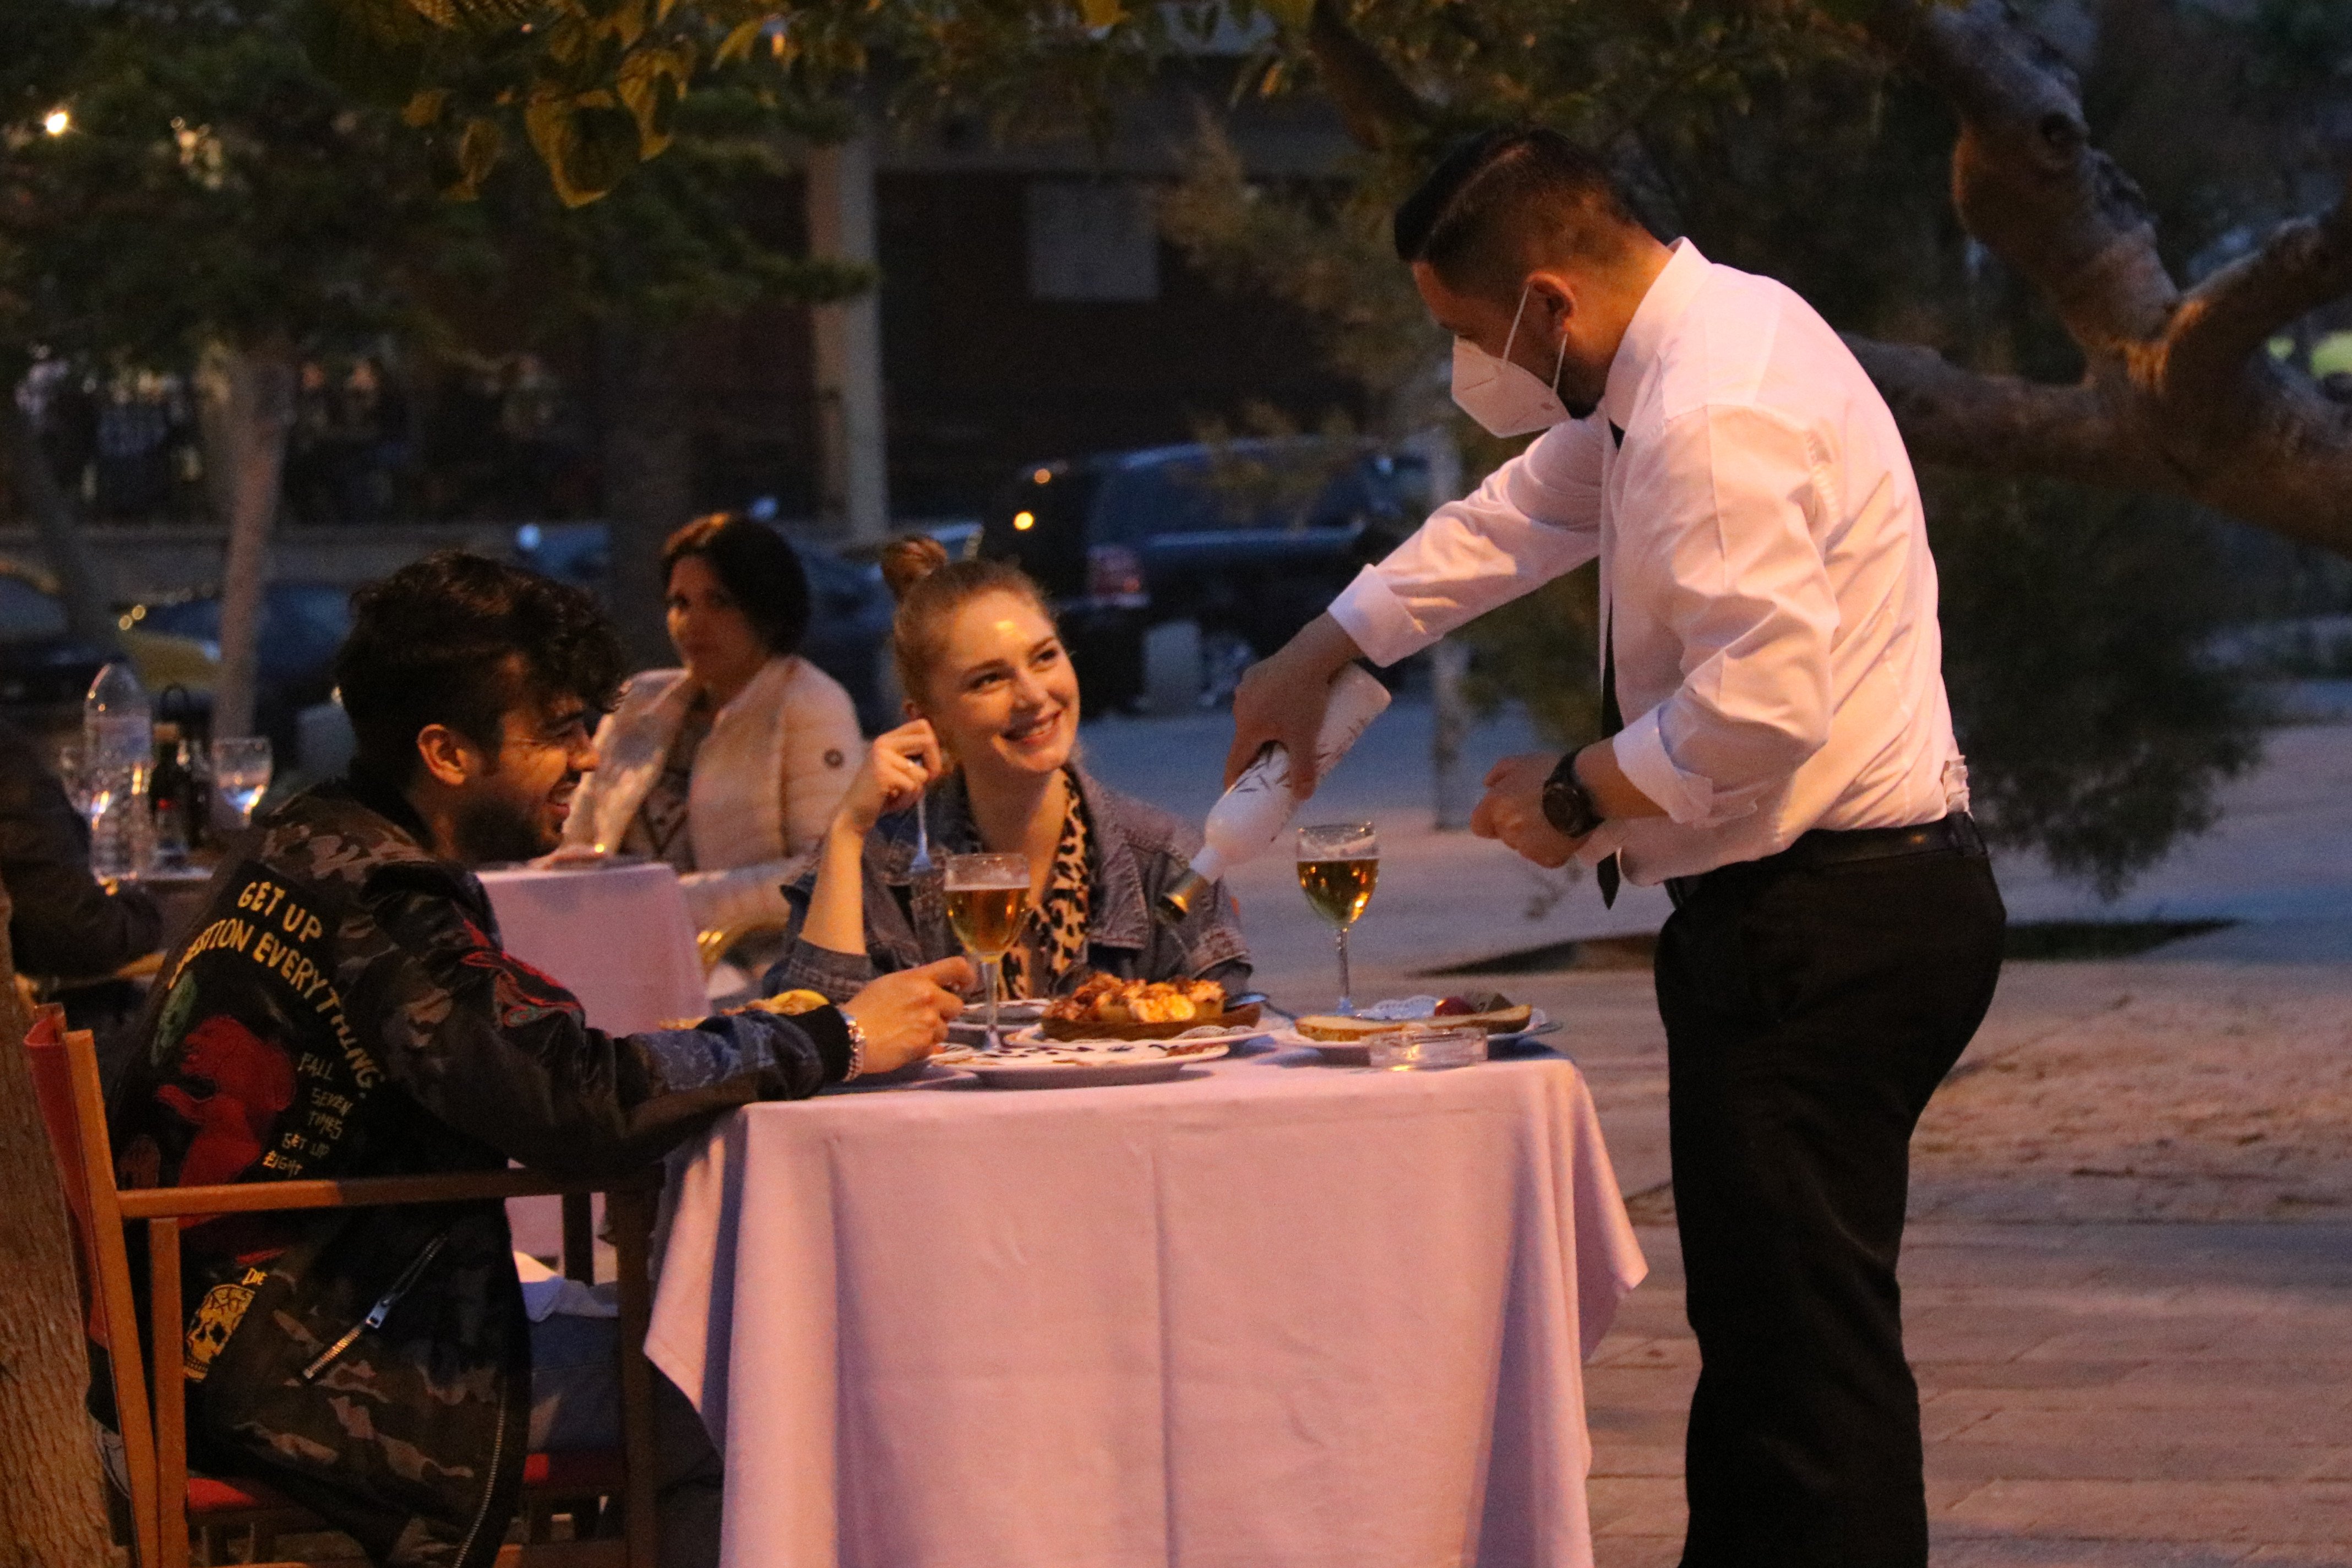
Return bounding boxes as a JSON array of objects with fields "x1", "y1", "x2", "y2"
[{"x1": 1294, "y1": 1004, "x2": 1533, "y2": 1042}]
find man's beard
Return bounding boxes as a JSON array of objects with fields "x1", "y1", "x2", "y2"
[{"x1": 451, "y1": 793, "x2": 555, "y2": 865}]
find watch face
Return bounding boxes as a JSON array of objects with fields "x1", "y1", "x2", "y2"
[{"x1": 1544, "y1": 774, "x2": 1599, "y2": 839}]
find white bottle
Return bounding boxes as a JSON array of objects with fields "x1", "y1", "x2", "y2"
[
  {"x1": 84, "y1": 660, "x2": 154, "y2": 881},
  {"x1": 1157, "y1": 663, "x2": 1392, "y2": 922}
]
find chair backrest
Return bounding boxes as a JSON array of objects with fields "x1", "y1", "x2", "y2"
[
  {"x1": 22, "y1": 1008, "x2": 165, "y2": 1568},
  {"x1": 24, "y1": 1004, "x2": 106, "y2": 1339}
]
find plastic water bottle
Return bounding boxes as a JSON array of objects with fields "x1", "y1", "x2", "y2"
[
  {"x1": 1156, "y1": 663, "x2": 1392, "y2": 923},
  {"x1": 84, "y1": 661, "x2": 154, "y2": 881}
]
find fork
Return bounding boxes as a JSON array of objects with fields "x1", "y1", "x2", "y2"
[{"x1": 909, "y1": 787, "x2": 934, "y2": 876}]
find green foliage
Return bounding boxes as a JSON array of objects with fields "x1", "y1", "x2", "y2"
[
  {"x1": 1457, "y1": 567, "x2": 1601, "y2": 749},
  {"x1": 6, "y1": 0, "x2": 449, "y2": 367},
  {"x1": 1929, "y1": 472, "x2": 2265, "y2": 900}
]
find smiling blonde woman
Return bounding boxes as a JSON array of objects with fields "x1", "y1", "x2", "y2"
[{"x1": 763, "y1": 535, "x2": 1249, "y2": 1006}]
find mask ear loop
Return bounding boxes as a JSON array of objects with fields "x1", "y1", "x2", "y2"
[{"x1": 1502, "y1": 282, "x2": 1569, "y2": 398}]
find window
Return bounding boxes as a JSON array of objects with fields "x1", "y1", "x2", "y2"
[{"x1": 1025, "y1": 181, "x2": 1160, "y2": 303}]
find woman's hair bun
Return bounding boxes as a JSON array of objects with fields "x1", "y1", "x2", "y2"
[{"x1": 879, "y1": 534, "x2": 952, "y2": 603}]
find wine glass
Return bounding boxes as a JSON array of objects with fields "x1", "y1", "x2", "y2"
[
  {"x1": 1297, "y1": 821, "x2": 1380, "y2": 1015},
  {"x1": 211, "y1": 736, "x2": 274, "y2": 832},
  {"x1": 944, "y1": 852, "x2": 1031, "y2": 1050}
]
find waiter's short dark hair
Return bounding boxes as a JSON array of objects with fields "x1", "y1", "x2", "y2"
[
  {"x1": 661, "y1": 513, "x2": 813, "y2": 658},
  {"x1": 1394, "y1": 128, "x2": 1645, "y2": 296},
  {"x1": 336, "y1": 552, "x2": 623, "y2": 785}
]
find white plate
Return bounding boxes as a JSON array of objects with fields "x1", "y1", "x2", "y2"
[
  {"x1": 1277, "y1": 1010, "x2": 1556, "y2": 1066},
  {"x1": 936, "y1": 1038, "x2": 1233, "y2": 1089}
]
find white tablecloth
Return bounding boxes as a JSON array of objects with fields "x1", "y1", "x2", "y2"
[
  {"x1": 649, "y1": 1050, "x2": 1647, "y2": 1568},
  {"x1": 477, "y1": 863, "x2": 707, "y2": 1033},
  {"x1": 480, "y1": 862, "x2": 707, "y2": 1265}
]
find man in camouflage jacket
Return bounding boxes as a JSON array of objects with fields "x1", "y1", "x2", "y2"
[{"x1": 103, "y1": 554, "x2": 966, "y2": 1567}]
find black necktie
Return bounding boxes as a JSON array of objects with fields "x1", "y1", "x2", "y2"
[{"x1": 1598, "y1": 423, "x2": 1625, "y2": 907}]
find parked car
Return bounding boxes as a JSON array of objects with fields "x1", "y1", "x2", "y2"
[
  {"x1": 0, "y1": 561, "x2": 216, "y2": 741},
  {"x1": 129, "y1": 582, "x2": 356, "y2": 761},
  {"x1": 977, "y1": 438, "x2": 1429, "y2": 710}
]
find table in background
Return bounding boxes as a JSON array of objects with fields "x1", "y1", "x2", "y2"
[
  {"x1": 479, "y1": 861, "x2": 707, "y2": 1264},
  {"x1": 650, "y1": 1049, "x2": 1647, "y2": 1568}
]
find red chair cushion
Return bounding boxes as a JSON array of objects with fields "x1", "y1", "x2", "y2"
[
  {"x1": 186, "y1": 1450, "x2": 625, "y2": 1516},
  {"x1": 525, "y1": 1449, "x2": 628, "y2": 1491},
  {"x1": 188, "y1": 1475, "x2": 293, "y2": 1513}
]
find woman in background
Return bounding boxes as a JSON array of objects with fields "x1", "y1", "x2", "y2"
[
  {"x1": 764, "y1": 535, "x2": 1248, "y2": 1005},
  {"x1": 563, "y1": 513, "x2": 862, "y2": 939}
]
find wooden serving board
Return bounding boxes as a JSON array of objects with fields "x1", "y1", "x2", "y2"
[{"x1": 1038, "y1": 1003, "x2": 1261, "y2": 1042}]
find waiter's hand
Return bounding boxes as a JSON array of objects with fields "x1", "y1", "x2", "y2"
[
  {"x1": 1225, "y1": 614, "x2": 1366, "y2": 794},
  {"x1": 1472, "y1": 753, "x2": 1585, "y2": 869},
  {"x1": 841, "y1": 957, "x2": 972, "y2": 1076}
]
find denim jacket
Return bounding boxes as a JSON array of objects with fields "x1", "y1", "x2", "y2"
[{"x1": 763, "y1": 765, "x2": 1251, "y2": 1003}]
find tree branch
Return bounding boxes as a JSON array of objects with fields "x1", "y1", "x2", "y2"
[
  {"x1": 2168, "y1": 168, "x2": 2352, "y2": 405},
  {"x1": 1303, "y1": 0, "x2": 1439, "y2": 152},
  {"x1": 1842, "y1": 335, "x2": 2139, "y2": 484},
  {"x1": 1865, "y1": 0, "x2": 2177, "y2": 351}
]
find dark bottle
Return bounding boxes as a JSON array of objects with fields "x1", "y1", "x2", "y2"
[{"x1": 150, "y1": 721, "x2": 197, "y2": 867}]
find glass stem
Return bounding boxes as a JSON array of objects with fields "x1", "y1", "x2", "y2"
[
  {"x1": 984, "y1": 957, "x2": 1003, "y2": 1050},
  {"x1": 1335, "y1": 926, "x2": 1353, "y2": 1016}
]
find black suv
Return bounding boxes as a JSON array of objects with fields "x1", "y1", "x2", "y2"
[{"x1": 979, "y1": 438, "x2": 1428, "y2": 709}]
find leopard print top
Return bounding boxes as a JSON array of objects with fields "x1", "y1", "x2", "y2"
[{"x1": 999, "y1": 775, "x2": 1093, "y2": 1000}]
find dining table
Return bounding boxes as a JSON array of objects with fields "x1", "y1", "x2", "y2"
[{"x1": 647, "y1": 1040, "x2": 1647, "y2": 1568}]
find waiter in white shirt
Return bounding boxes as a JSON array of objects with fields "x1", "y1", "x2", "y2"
[{"x1": 1228, "y1": 128, "x2": 2006, "y2": 1567}]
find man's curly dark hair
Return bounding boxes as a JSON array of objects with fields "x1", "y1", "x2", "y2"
[{"x1": 335, "y1": 552, "x2": 624, "y2": 786}]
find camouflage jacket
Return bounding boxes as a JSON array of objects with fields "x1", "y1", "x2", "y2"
[{"x1": 104, "y1": 774, "x2": 850, "y2": 1567}]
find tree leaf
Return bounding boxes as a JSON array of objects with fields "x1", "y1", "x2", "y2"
[
  {"x1": 617, "y1": 43, "x2": 690, "y2": 160},
  {"x1": 402, "y1": 87, "x2": 450, "y2": 127},
  {"x1": 715, "y1": 16, "x2": 764, "y2": 65},
  {"x1": 452, "y1": 113, "x2": 502, "y2": 195},
  {"x1": 1261, "y1": 0, "x2": 1313, "y2": 29},
  {"x1": 1079, "y1": 0, "x2": 1126, "y2": 28}
]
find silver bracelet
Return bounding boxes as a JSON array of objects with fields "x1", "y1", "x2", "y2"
[{"x1": 840, "y1": 1009, "x2": 867, "y2": 1082}]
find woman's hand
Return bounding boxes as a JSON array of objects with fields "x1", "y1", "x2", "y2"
[
  {"x1": 833, "y1": 720, "x2": 944, "y2": 840},
  {"x1": 841, "y1": 957, "x2": 974, "y2": 1076}
]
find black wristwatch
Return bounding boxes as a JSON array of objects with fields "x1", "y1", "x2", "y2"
[{"x1": 1541, "y1": 752, "x2": 1605, "y2": 839}]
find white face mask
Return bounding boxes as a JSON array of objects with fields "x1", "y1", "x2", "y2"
[{"x1": 1449, "y1": 284, "x2": 1571, "y2": 438}]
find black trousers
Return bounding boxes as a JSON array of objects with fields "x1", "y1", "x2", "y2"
[{"x1": 1655, "y1": 841, "x2": 2005, "y2": 1568}]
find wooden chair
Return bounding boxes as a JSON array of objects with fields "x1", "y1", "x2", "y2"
[
  {"x1": 22, "y1": 1006, "x2": 666, "y2": 1568},
  {"x1": 693, "y1": 919, "x2": 790, "y2": 977}
]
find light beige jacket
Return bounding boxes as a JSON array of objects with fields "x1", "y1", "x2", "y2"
[{"x1": 563, "y1": 656, "x2": 862, "y2": 935}]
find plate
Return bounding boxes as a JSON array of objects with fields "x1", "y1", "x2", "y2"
[
  {"x1": 937, "y1": 1038, "x2": 1234, "y2": 1089},
  {"x1": 1279, "y1": 1010, "x2": 1556, "y2": 1066}
]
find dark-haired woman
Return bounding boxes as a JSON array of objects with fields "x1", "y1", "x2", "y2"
[
  {"x1": 561, "y1": 513, "x2": 862, "y2": 938},
  {"x1": 763, "y1": 535, "x2": 1249, "y2": 1005}
]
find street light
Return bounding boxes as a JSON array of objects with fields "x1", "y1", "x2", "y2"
[{"x1": 43, "y1": 108, "x2": 70, "y2": 136}]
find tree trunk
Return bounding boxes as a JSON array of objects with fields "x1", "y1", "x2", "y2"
[
  {"x1": 0, "y1": 880, "x2": 117, "y2": 1567},
  {"x1": 597, "y1": 321, "x2": 694, "y2": 670},
  {"x1": 197, "y1": 342, "x2": 296, "y2": 740},
  {"x1": 0, "y1": 389, "x2": 120, "y2": 657}
]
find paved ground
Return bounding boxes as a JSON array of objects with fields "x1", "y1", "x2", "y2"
[{"x1": 1085, "y1": 698, "x2": 2352, "y2": 1565}]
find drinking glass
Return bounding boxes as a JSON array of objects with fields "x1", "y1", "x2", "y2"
[
  {"x1": 944, "y1": 852, "x2": 1031, "y2": 1050},
  {"x1": 211, "y1": 736, "x2": 274, "y2": 831},
  {"x1": 1297, "y1": 821, "x2": 1379, "y2": 1015}
]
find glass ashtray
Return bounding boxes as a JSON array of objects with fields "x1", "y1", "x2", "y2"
[{"x1": 1369, "y1": 1024, "x2": 1486, "y2": 1071}]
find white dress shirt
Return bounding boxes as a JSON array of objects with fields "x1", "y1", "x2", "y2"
[{"x1": 1331, "y1": 239, "x2": 1967, "y2": 884}]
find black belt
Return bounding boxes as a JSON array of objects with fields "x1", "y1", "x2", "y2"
[{"x1": 1665, "y1": 812, "x2": 1985, "y2": 911}]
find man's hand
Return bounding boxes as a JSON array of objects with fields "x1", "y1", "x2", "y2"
[
  {"x1": 1471, "y1": 753, "x2": 1585, "y2": 869},
  {"x1": 840, "y1": 956, "x2": 972, "y2": 1076},
  {"x1": 1223, "y1": 614, "x2": 1365, "y2": 795}
]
